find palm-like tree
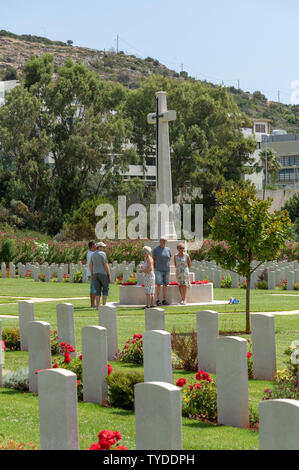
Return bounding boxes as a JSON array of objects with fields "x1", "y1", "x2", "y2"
[{"x1": 254, "y1": 149, "x2": 281, "y2": 199}]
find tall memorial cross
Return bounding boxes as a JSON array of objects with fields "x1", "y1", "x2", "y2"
[{"x1": 147, "y1": 91, "x2": 177, "y2": 239}]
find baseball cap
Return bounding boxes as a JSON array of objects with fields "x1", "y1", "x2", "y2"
[{"x1": 96, "y1": 242, "x2": 106, "y2": 248}]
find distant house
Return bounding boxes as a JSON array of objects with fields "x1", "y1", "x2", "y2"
[
  {"x1": 0, "y1": 79, "x2": 18, "y2": 106},
  {"x1": 242, "y1": 119, "x2": 271, "y2": 190}
]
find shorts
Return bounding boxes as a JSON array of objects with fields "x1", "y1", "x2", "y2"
[
  {"x1": 93, "y1": 273, "x2": 109, "y2": 297},
  {"x1": 88, "y1": 276, "x2": 96, "y2": 294},
  {"x1": 155, "y1": 270, "x2": 170, "y2": 286}
]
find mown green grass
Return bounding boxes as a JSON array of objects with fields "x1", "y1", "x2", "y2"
[{"x1": 0, "y1": 279, "x2": 298, "y2": 450}]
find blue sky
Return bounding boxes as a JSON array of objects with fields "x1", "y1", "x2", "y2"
[{"x1": 2, "y1": 0, "x2": 299, "y2": 103}]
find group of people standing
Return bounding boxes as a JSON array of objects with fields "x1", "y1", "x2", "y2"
[
  {"x1": 139, "y1": 237, "x2": 191, "y2": 308},
  {"x1": 86, "y1": 237, "x2": 191, "y2": 309}
]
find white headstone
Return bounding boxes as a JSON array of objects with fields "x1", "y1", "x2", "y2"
[
  {"x1": 197, "y1": 310, "x2": 218, "y2": 373},
  {"x1": 135, "y1": 382, "x2": 182, "y2": 450},
  {"x1": 38, "y1": 368, "x2": 79, "y2": 450},
  {"x1": 145, "y1": 308, "x2": 165, "y2": 331},
  {"x1": 216, "y1": 336, "x2": 249, "y2": 428},
  {"x1": 143, "y1": 330, "x2": 172, "y2": 384},
  {"x1": 82, "y1": 326, "x2": 108, "y2": 404},
  {"x1": 28, "y1": 321, "x2": 51, "y2": 393},
  {"x1": 56, "y1": 303, "x2": 76, "y2": 356},
  {"x1": 259, "y1": 399, "x2": 299, "y2": 450},
  {"x1": 18, "y1": 301, "x2": 34, "y2": 351},
  {"x1": 251, "y1": 313, "x2": 276, "y2": 380},
  {"x1": 98, "y1": 305, "x2": 118, "y2": 361}
]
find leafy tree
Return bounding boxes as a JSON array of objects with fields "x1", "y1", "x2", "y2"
[
  {"x1": 282, "y1": 193, "x2": 299, "y2": 222},
  {"x1": 0, "y1": 54, "x2": 140, "y2": 233},
  {"x1": 254, "y1": 149, "x2": 281, "y2": 199},
  {"x1": 0, "y1": 86, "x2": 51, "y2": 212},
  {"x1": 209, "y1": 184, "x2": 291, "y2": 333},
  {"x1": 124, "y1": 75, "x2": 257, "y2": 229}
]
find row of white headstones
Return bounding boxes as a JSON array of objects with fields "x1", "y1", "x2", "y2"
[
  {"x1": 191, "y1": 260, "x2": 299, "y2": 289},
  {"x1": 0, "y1": 302, "x2": 298, "y2": 450},
  {"x1": 0, "y1": 261, "x2": 135, "y2": 283}
]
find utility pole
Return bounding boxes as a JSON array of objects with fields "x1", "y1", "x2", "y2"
[
  {"x1": 116, "y1": 34, "x2": 119, "y2": 54},
  {"x1": 278, "y1": 89, "x2": 280, "y2": 103},
  {"x1": 237, "y1": 79, "x2": 240, "y2": 90}
]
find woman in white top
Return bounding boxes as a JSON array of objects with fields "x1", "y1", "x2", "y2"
[
  {"x1": 138, "y1": 246, "x2": 155, "y2": 309},
  {"x1": 174, "y1": 242, "x2": 191, "y2": 305}
]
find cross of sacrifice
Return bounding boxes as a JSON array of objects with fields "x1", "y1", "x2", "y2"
[{"x1": 147, "y1": 91, "x2": 177, "y2": 239}]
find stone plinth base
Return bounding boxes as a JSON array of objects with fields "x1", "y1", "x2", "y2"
[{"x1": 119, "y1": 283, "x2": 213, "y2": 306}]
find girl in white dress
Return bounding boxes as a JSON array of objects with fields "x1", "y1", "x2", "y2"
[{"x1": 139, "y1": 246, "x2": 155, "y2": 308}]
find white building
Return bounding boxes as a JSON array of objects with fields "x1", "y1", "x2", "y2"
[
  {"x1": 242, "y1": 119, "x2": 271, "y2": 190},
  {"x1": 0, "y1": 80, "x2": 18, "y2": 106}
]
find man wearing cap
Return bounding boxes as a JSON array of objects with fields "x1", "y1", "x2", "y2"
[
  {"x1": 90, "y1": 242, "x2": 111, "y2": 308},
  {"x1": 152, "y1": 237, "x2": 171, "y2": 306},
  {"x1": 87, "y1": 240, "x2": 97, "y2": 308}
]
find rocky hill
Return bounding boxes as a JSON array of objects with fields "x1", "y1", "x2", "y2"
[
  {"x1": 0, "y1": 30, "x2": 181, "y2": 89},
  {"x1": 1, "y1": 29, "x2": 299, "y2": 132}
]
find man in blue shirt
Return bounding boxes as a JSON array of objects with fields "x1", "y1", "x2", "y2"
[
  {"x1": 152, "y1": 237, "x2": 171, "y2": 306},
  {"x1": 87, "y1": 240, "x2": 96, "y2": 308}
]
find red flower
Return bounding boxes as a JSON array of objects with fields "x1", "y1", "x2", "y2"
[
  {"x1": 79, "y1": 354, "x2": 82, "y2": 360},
  {"x1": 64, "y1": 352, "x2": 71, "y2": 364},
  {"x1": 107, "y1": 363, "x2": 113, "y2": 375},
  {"x1": 89, "y1": 443, "x2": 102, "y2": 450},
  {"x1": 114, "y1": 446, "x2": 128, "y2": 450},
  {"x1": 247, "y1": 352, "x2": 252, "y2": 358},
  {"x1": 202, "y1": 372, "x2": 211, "y2": 382},
  {"x1": 196, "y1": 370, "x2": 203, "y2": 380},
  {"x1": 1, "y1": 340, "x2": 6, "y2": 351},
  {"x1": 195, "y1": 383, "x2": 202, "y2": 390},
  {"x1": 189, "y1": 385, "x2": 194, "y2": 391},
  {"x1": 76, "y1": 380, "x2": 81, "y2": 386},
  {"x1": 176, "y1": 378, "x2": 187, "y2": 388},
  {"x1": 53, "y1": 363, "x2": 59, "y2": 368},
  {"x1": 98, "y1": 439, "x2": 112, "y2": 450}
]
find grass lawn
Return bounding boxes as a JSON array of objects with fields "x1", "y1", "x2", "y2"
[{"x1": 0, "y1": 279, "x2": 298, "y2": 450}]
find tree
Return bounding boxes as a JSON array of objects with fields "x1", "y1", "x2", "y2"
[
  {"x1": 0, "y1": 86, "x2": 51, "y2": 212},
  {"x1": 209, "y1": 184, "x2": 291, "y2": 333},
  {"x1": 282, "y1": 193, "x2": 299, "y2": 222},
  {"x1": 254, "y1": 149, "x2": 281, "y2": 200},
  {"x1": 0, "y1": 54, "x2": 139, "y2": 233}
]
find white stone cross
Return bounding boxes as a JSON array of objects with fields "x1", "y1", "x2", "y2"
[{"x1": 147, "y1": 91, "x2": 177, "y2": 239}]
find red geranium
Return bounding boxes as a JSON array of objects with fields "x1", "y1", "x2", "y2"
[
  {"x1": 107, "y1": 363, "x2": 113, "y2": 375},
  {"x1": 176, "y1": 378, "x2": 187, "y2": 388},
  {"x1": 89, "y1": 430, "x2": 126, "y2": 451},
  {"x1": 247, "y1": 352, "x2": 252, "y2": 358}
]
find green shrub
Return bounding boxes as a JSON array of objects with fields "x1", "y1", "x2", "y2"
[
  {"x1": 177, "y1": 372, "x2": 218, "y2": 421},
  {"x1": 256, "y1": 280, "x2": 268, "y2": 289},
  {"x1": 0, "y1": 239, "x2": 15, "y2": 262},
  {"x1": 171, "y1": 330, "x2": 198, "y2": 371},
  {"x1": 106, "y1": 370, "x2": 144, "y2": 410},
  {"x1": 294, "y1": 282, "x2": 299, "y2": 290},
  {"x1": 220, "y1": 275, "x2": 232, "y2": 288},
  {"x1": 73, "y1": 271, "x2": 82, "y2": 283},
  {"x1": 2, "y1": 327, "x2": 20, "y2": 350},
  {"x1": 3, "y1": 367, "x2": 29, "y2": 391}
]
